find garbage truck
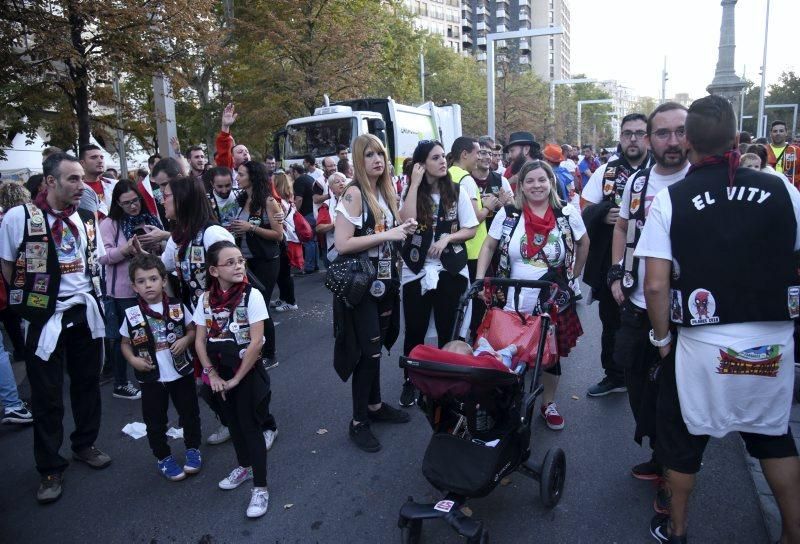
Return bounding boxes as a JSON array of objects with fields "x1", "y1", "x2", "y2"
[{"x1": 273, "y1": 96, "x2": 462, "y2": 173}]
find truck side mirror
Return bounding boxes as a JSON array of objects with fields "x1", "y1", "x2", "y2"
[{"x1": 368, "y1": 119, "x2": 387, "y2": 146}]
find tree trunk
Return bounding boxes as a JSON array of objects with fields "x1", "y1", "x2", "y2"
[{"x1": 67, "y1": 0, "x2": 91, "y2": 150}]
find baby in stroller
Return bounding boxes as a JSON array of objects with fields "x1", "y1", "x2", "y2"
[
  {"x1": 442, "y1": 339, "x2": 519, "y2": 372},
  {"x1": 397, "y1": 278, "x2": 566, "y2": 544}
]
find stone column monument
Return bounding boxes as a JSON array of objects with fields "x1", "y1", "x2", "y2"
[{"x1": 707, "y1": 0, "x2": 747, "y2": 117}]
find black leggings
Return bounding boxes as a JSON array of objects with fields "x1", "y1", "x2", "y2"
[
  {"x1": 402, "y1": 274, "x2": 468, "y2": 355},
  {"x1": 351, "y1": 295, "x2": 395, "y2": 422},
  {"x1": 218, "y1": 368, "x2": 268, "y2": 487},
  {"x1": 140, "y1": 375, "x2": 201, "y2": 460},
  {"x1": 247, "y1": 257, "x2": 279, "y2": 359},
  {"x1": 276, "y1": 245, "x2": 296, "y2": 305}
]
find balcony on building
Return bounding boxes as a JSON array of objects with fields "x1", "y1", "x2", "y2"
[
  {"x1": 495, "y1": 0, "x2": 510, "y2": 7},
  {"x1": 476, "y1": 6, "x2": 486, "y2": 16},
  {"x1": 518, "y1": 11, "x2": 530, "y2": 22},
  {"x1": 476, "y1": 51, "x2": 487, "y2": 62},
  {"x1": 496, "y1": 24, "x2": 506, "y2": 32},
  {"x1": 477, "y1": 36, "x2": 487, "y2": 48},
  {"x1": 496, "y1": 9, "x2": 506, "y2": 18},
  {"x1": 462, "y1": 17, "x2": 472, "y2": 31},
  {"x1": 519, "y1": 38, "x2": 531, "y2": 52},
  {"x1": 496, "y1": 39, "x2": 507, "y2": 49},
  {"x1": 477, "y1": 21, "x2": 487, "y2": 31},
  {"x1": 463, "y1": 33, "x2": 473, "y2": 47},
  {"x1": 519, "y1": 56, "x2": 530, "y2": 65},
  {"x1": 463, "y1": 2, "x2": 471, "y2": 14}
]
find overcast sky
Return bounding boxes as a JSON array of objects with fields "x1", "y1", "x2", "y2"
[{"x1": 568, "y1": 0, "x2": 795, "y2": 101}]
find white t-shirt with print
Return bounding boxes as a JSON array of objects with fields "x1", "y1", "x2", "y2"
[
  {"x1": 580, "y1": 163, "x2": 609, "y2": 205},
  {"x1": 0, "y1": 205, "x2": 106, "y2": 298},
  {"x1": 398, "y1": 187, "x2": 479, "y2": 285},
  {"x1": 634, "y1": 177, "x2": 800, "y2": 437},
  {"x1": 119, "y1": 302, "x2": 193, "y2": 383},
  {"x1": 488, "y1": 204, "x2": 586, "y2": 314},
  {"x1": 619, "y1": 163, "x2": 690, "y2": 309},
  {"x1": 192, "y1": 288, "x2": 269, "y2": 345},
  {"x1": 335, "y1": 191, "x2": 396, "y2": 259},
  {"x1": 214, "y1": 192, "x2": 241, "y2": 228}
]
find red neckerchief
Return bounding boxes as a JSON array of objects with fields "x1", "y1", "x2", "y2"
[
  {"x1": 473, "y1": 174, "x2": 489, "y2": 191},
  {"x1": 34, "y1": 190, "x2": 79, "y2": 246},
  {"x1": 207, "y1": 278, "x2": 248, "y2": 337},
  {"x1": 687, "y1": 149, "x2": 740, "y2": 187},
  {"x1": 138, "y1": 291, "x2": 170, "y2": 321},
  {"x1": 522, "y1": 204, "x2": 555, "y2": 259}
]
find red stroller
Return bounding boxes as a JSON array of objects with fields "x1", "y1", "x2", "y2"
[{"x1": 397, "y1": 278, "x2": 566, "y2": 544}]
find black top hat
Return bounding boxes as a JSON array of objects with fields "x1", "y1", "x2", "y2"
[{"x1": 504, "y1": 131, "x2": 536, "y2": 152}]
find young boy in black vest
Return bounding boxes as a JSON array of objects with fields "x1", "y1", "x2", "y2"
[{"x1": 120, "y1": 253, "x2": 202, "y2": 481}]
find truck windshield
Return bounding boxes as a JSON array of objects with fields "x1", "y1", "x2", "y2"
[{"x1": 285, "y1": 118, "x2": 355, "y2": 159}]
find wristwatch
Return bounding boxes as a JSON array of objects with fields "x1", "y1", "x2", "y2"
[{"x1": 649, "y1": 329, "x2": 672, "y2": 348}]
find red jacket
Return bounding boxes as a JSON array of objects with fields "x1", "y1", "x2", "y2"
[{"x1": 215, "y1": 131, "x2": 234, "y2": 169}]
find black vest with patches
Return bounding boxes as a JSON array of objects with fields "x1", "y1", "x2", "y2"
[
  {"x1": 124, "y1": 299, "x2": 191, "y2": 383},
  {"x1": 9, "y1": 204, "x2": 102, "y2": 325},
  {"x1": 601, "y1": 154, "x2": 652, "y2": 205},
  {"x1": 202, "y1": 286, "x2": 255, "y2": 367},
  {"x1": 669, "y1": 164, "x2": 798, "y2": 326},
  {"x1": 401, "y1": 183, "x2": 462, "y2": 274},
  {"x1": 477, "y1": 171, "x2": 505, "y2": 229},
  {"x1": 621, "y1": 168, "x2": 651, "y2": 296},
  {"x1": 175, "y1": 223, "x2": 217, "y2": 311},
  {"x1": 240, "y1": 208, "x2": 279, "y2": 260}
]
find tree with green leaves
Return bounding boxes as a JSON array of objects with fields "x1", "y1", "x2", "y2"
[{"x1": 0, "y1": 0, "x2": 218, "y2": 158}]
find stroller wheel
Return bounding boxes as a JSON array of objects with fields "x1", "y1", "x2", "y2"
[
  {"x1": 399, "y1": 519, "x2": 422, "y2": 544},
  {"x1": 539, "y1": 447, "x2": 566, "y2": 508}
]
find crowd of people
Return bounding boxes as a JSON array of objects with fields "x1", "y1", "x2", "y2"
[{"x1": 0, "y1": 97, "x2": 799, "y2": 543}]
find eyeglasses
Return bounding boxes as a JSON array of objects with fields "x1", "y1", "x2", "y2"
[
  {"x1": 652, "y1": 128, "x2": 686, "y2": 141},
  {"x1": 119, "y1": 198, "x2": 141, "y2": 208},
  {"x1": 477, "y1": 150, "x2": 491, "y2": 156},
  {"x1": 217, "y1": 257, "x2": 246, "y2": 268},
  {"x1": 621, "y1": 130, "x2": 647, "y2": 140}
]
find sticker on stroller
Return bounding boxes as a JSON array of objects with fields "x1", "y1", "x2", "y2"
[{"x1": 434, "y1": 500, "x2": 455, "y2": 513}]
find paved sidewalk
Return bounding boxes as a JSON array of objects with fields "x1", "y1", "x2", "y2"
[{"x1": 747, "y1": 399, "x2": 800, "y2": 543}]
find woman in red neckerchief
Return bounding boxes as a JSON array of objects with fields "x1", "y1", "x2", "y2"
[{"x1": 475, "y1": 160, "x2": 590, "y2": 431}]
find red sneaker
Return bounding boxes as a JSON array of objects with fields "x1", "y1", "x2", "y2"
[{"x1": 540, "y1": 402, "x2": 564, "y2": 430}]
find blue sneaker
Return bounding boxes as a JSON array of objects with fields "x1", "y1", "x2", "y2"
[
  {"x1": 157, "y1": 455, "x2": 186, "y2": 481},
  {"x1": 183, "y1": 448, "x2": 202, "y2": 474}
]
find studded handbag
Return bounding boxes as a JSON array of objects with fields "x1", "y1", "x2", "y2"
[{"x1": 324, "y1": 253, "x2": 377, "y2": 308}]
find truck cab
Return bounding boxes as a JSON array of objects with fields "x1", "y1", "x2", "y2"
[{"x1": 274, "y1": 97, "x2": 461, "y2": 174}]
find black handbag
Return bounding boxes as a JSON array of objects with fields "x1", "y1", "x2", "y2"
[{"x1": 325, "y1": 253, "x2": 377, "y2": 308}]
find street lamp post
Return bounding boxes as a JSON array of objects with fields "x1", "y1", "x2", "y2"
[
  {"x1": 549, "y1": 78, "x2": 596, "y2": 140},
  {"x1": 577, "y1": 99, "x2": 614, "y2": 149},
  {"x1": 756, "y1": 0, "x2": 771, "y2": 138},
  {"x1": 486, "y1": 26, "x2": 564, "y2": 140}
]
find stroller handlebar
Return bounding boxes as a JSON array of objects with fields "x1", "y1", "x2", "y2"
[{"x1": 469, "y1": 278, "x2": 557, "y2": 291}]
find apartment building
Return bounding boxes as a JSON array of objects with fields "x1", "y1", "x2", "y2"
[{"x1": 404, "y1": 0, "x2": 463, "y2": 53}]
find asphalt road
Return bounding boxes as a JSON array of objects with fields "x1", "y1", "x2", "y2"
[{"x1": 0, "y1": 275, "x2": 769, "y2": 543}]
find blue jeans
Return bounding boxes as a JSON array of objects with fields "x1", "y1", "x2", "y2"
[
  {"x1": 303, "y1": 213, "x2": 318, "y2": 272},
  {"x1": 0, "y1": 333, "x2": 22, "y2": 411},
  {"x1": 104, "y1": 297, "x2": 139, "y2": 387}
]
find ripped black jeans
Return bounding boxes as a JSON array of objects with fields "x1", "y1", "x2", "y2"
[{"x1": 351, "y1": 294, "x2": 395, "y2": 422}]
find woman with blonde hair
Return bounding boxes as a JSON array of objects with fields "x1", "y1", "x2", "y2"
[
  {"x1": 333, "y1": 134, "x2": 418, "y2": 452},
  {"x1": 476, "y1": 159, "x2": 589, "y2": 431},
  {"x1": 271, "y1": 171, "x2": 299, "y2": 311}
]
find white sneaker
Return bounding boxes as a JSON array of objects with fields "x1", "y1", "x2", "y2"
[
  {"x1": 263, "y1": 429, "x2": 278, "y2": 451},
  {"x1": 269, "y1": 299, "x2": 284, "y2": 309},
  {"x1": 274, "y1": 302, "x2": 298, "y2": 312},
  {"x1": 207, "y1": 424, "x2": 231, "y2": 445},
  {"x1": 219, "y1": 466, "x2": 254, "y2": 490},
  {"x1": 246, "y1": 488, "x2": 269, "y2": 518}
]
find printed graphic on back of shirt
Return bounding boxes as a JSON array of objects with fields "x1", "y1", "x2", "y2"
[
  {"x1": 717, "y1": 344, "x2": 782, "y2": 377},
  {"x1": 56, "y1": 225, "x2": 84, "y2": 274}
]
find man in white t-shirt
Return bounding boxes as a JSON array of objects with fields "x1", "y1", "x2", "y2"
[
  {"x1": 581, "y1": 113, "x2": 652, "y2": 398},
  {"x1": 206, "y1": 166, "x2": 240, "y2": 229},
  {"x1": 607, "y1": 102, "x2": 690, "y2": 484},
  {"x1": 636, "y1": 95, "x2": 800, "y2": 544},
  {"x1": 0, "y1": 152, "x2": 111, "y2": 504}
]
